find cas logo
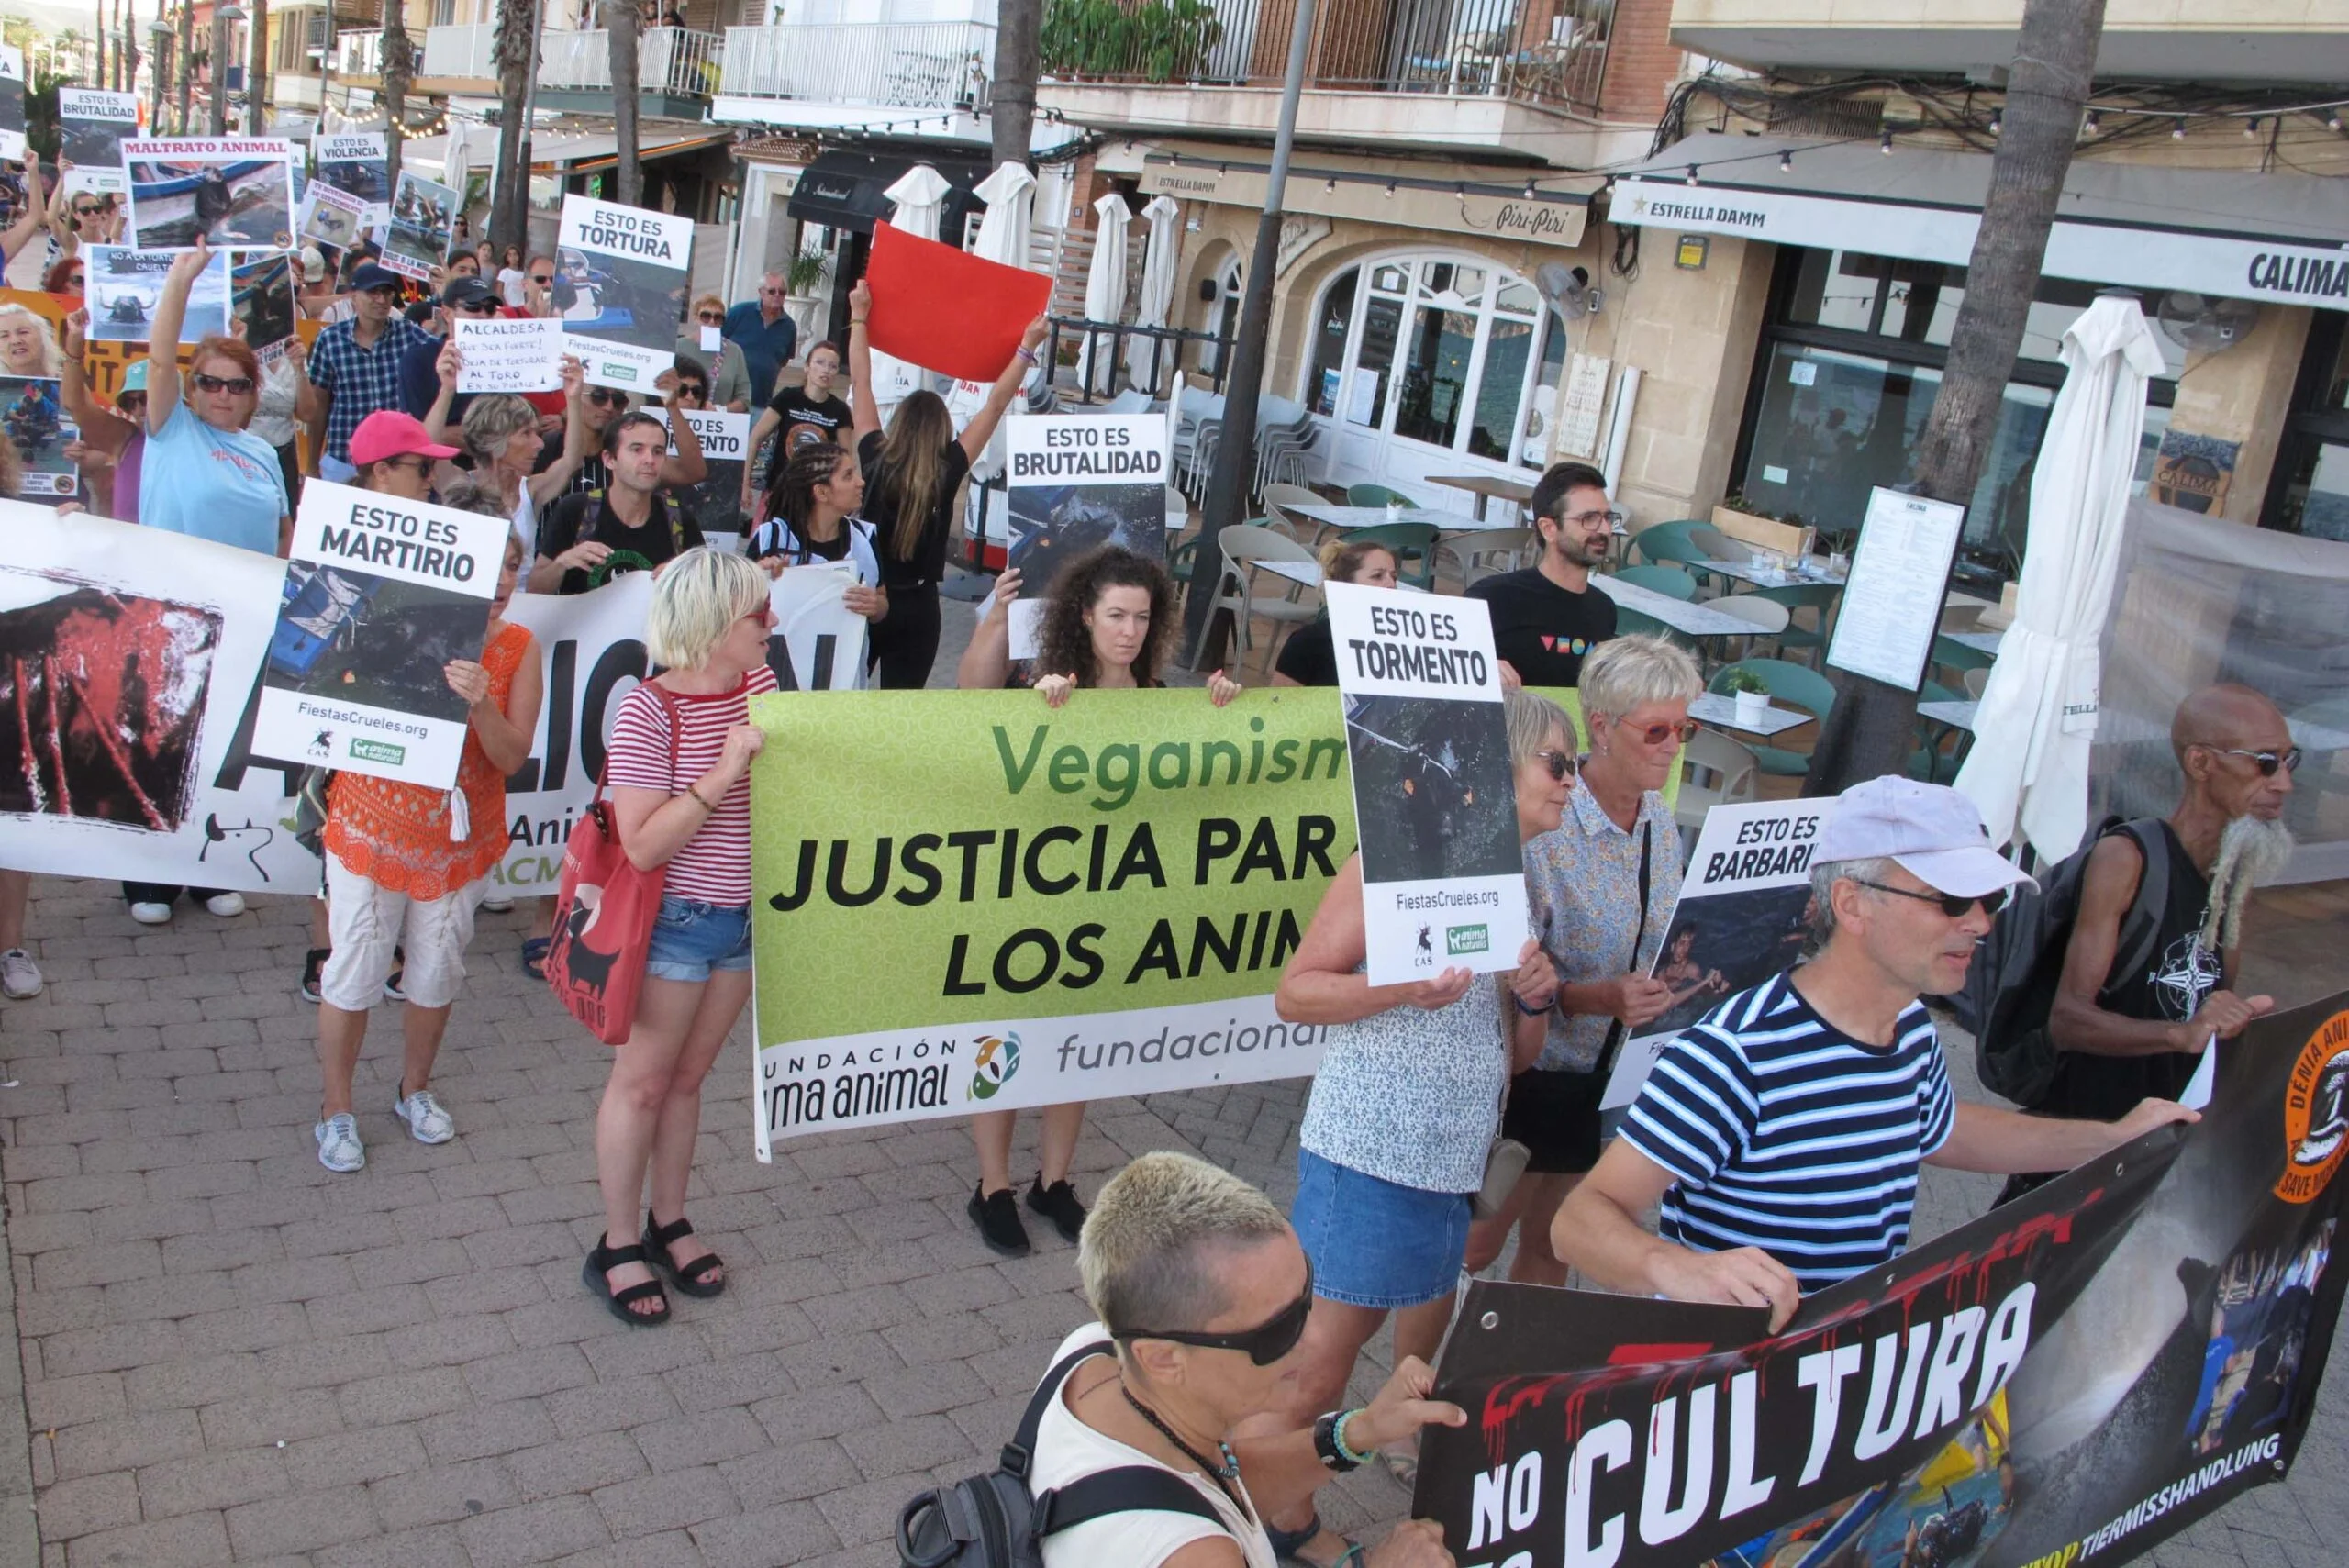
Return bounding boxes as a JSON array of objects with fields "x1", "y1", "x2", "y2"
[
  {"x1": 967, "y1": 1032, "x2": 1022, "y2": 1101},
  {"x1": 2276, "y1": 1009, "x2": 2349, "y2": 1204}
]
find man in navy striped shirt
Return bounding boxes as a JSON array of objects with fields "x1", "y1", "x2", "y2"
[{"x1": 1553, "y1": 778, "x2": 2199, "y2": 1329}]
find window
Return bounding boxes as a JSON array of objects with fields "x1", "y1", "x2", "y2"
[
  {"x1": 1308, "y1": 268, "x2": 1356, "y2": 417},
  {"x1": 2265, "y1": 315, "x2": 2349, "y2": 539},
  {"x1": 1198, "y1": 255, "x2": 1242, "y2": 376}
]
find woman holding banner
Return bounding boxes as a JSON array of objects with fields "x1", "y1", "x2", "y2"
[
  {"x1": 845, "y1": 278, "x2": 1046, "y2": 689},
  {"x1": 748, "y1": 442, "x2": 886, "y2": 626},
  {"x1": 1252, "y1": 689, "x2": 1572, "y2": 1563},
  {"x1": 952, "y1": 547, "x2": 1241, "y2": 1256},
  {"x1": 585, "y1": 549, "x2": 778, "y2": 1324},
  {"x1": 1269, "y1": 540, "x2": 1401, "y2": 688},
  {"x1": 1462, "y1": 635, "x2": 1698, "y2": 1292},
  {"x1": 311, "y1": 521, "x2": 543, "y2": 1173}
]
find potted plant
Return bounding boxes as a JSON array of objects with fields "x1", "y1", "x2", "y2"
[
  {"x1": 1712, "y1": 492, "x2": 1815, "y2": 563},
  {"x1": 784, "y1": 247, "x2": 829, "y2": 341},
  {"x1": 1721, "y1": 666, "x2": 1771, "y2": 727}
]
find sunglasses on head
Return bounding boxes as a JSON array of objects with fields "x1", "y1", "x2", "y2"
[
  {"x1": 1112, "y1": 1262, "x2": 1314, "y2": 1366},
  {"x1": 1847, "y1": 879, "x2": 2013, "y2": 919},
  {"x1": 1533, "y1": 749, "x2": 1577, "y2": 782},
  {"x1": 194, "y1": 373, "x2": 254, "y2": 395},
  {"x1": 2209, "y1": 746, "x2": 2302, "y2": 777}
]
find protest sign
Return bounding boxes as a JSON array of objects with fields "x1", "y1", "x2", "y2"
[
  {"x1": 58, "y1": 90, "x2": 139, "y2": 195},
  {"x1": 865, "y1": 221, "x2": 1052, "y2": 382},
  {"x1": 124, "y1": 138, "x2": 297, "y2": 250},
  {"x1": 747, "y1": 688, "x2": 1355, "y2": 1153},
  {"x1": 384, "y1": 171, "x2": 459, "y2": 282},
  {"x1": 300, "y1": 183, "x2": 369, "y2": 253},
  {"x1": 0, "y1": 48, "x2": 23, "y2": 164},
  {"x1": 1, "y1": 377, "x2": 75, "y2": 498},
  {"x1": 648, "y1": 405, "x2": 748, "y2": 540},
  {"x1": 555, "y1": 195, "x2": 693, "y2": 392},
  {"x1": 1002, "y1": 411, "x2": 1169, "y2": 659},
  {"x1": 1325, "y1": 583, "x2": 1526, "y2": 984},
  {"x1": 231, "y1": 253, "x2": 296, "y2": 365},
  {"x1": 253, "y1": 481, "x2": 507, "y2": 788},
  {"x1": 1417, "y1": 994, "x2": 2349, "y2": 1568},
  {"x1": 85, "y1": 245, "x2": 231, "y2": 343},
  {"x1": 1603, "y1": 796, "x2": 1825, "y2": 1107},
  {"x1": 312, "y1": 132, "x2": 390, "y2": 222},
  {"x1": 454, "y1": 316, "x2": 563, "y2": 393},
  {"x1": 0, "y1": 504, "x2": 320, "y2": 895}
]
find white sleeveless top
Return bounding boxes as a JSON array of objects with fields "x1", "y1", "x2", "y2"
[{"x1": 1031, "y1": 1328, "x2": 1277, "y2": 1568}]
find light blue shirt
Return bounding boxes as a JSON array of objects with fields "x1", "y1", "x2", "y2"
[{"x1": 138, "y1": 400, "x2": 287, "y2": 555}]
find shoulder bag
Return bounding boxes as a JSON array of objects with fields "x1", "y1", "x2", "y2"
[{"x1": 545, "y1": 684, "x2": 681, "y2": 1045}]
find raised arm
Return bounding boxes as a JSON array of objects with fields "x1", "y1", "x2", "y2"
[
  {"x1": 526, "y1": 356, "x2": 592, "y2": 505},
  {"x1": 423, "y1": 339, "x2": 463, "y2": 447},
  {"x1": 58, "y1": 310, "x2": 136, "y2": 455},
  {"x1": 955, "y1": 566, "x2": 1022, "y2": 690},
  {"x1": 657, "y1": 383, "x2": 707, "y2": 486},
  {"x1": 845, "y1": 280, "x2": 880, "y2": 441},
  {"x1": 444, "y1": 630, "x2": 544, "y2": 776},
  {"x1": 956, "y1": 316, "x2": 1049, "y2": 464},
  {"x1": 740, "y1": 406, "x2": 782, "y2": 505},
  {"x1": 145, "y1": 240, "x2": 214, "y2": 435},
  {"x1": 3, "y1": 161, "x2": 48, "y2": 262}
]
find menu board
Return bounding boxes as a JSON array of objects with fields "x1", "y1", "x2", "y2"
[{"x1": 1824, "y1": 486, "x2": 1965, "y2": 692}]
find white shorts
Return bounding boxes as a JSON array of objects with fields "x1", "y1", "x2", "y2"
[{"x1": 319, "y1": 851, "x2": 484, "y2": 1012}]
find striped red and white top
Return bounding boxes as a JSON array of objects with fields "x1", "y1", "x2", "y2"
[{"x1": 604, "y1": 666, "x2": 779, "y2": 905}]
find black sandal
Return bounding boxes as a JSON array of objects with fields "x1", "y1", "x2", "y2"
[
  {"x1": 583, "y1": 1236, "x2": 670, "y2": 1327},
  {"x1": 643, "y1": 1213, "x2": 726, "y2": 1299}
]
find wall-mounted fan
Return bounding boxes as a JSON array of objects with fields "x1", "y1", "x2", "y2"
[{"x1": 2155, "y1": 291, "x2": 2260, "y2": 353}]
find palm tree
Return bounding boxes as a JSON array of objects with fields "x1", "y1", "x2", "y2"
[
  {"x1": 246, "y1": 0, "x2": 267, "y2": 129},
  {"x1": 601, "y1": 0, "x2": 640, "y2": 205},
  {"x1": 992, "y1": 0, "x2": 1040, "y2": 173},
  {"x1": 489, "y1": 0, "x2": 535, "y2": 251},
  {"x1": 382, "y1": 0, "x2": 410, "y2": 187}
]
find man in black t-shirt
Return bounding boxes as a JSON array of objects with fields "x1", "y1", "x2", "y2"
[
  {"x1": 1465, "y1": 460, "x2": 1620, "y2": 689},
  {"x1": 1998, "y1": 683, "x2": 2296, "y2": 1199},
  {"x1": 533, "y1": 373, "x2": 708, "y2": 501},
  {"x1": 530, "y1": 412, "x2": 707, "y2": 595}
]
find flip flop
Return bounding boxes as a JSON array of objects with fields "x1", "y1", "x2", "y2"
[{"x1": 519, "y1": 936, "x2": 550, "y2": 980}]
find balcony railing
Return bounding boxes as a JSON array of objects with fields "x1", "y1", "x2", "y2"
[
  {"x1": 335, "y1": 28, "x2": 384, "y2": 78},
  {"x1": 1040, "y1": 0, "x2": 1612, "y2": 113},
  {"x1": 540, "y1": 27, "x2": 725, "y2": 97},
  {"x1": 419, "y1": 20, "x2": 495, "y2": 80},
  {"x1": 718, "y1": 21, "x2": 994, "y2": 109}
]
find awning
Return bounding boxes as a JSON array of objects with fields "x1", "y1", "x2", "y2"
[
  {"x1": 785, "y1": 148, "x2": 991, "y2": 238},
  {"x1": 395, "y1": 127, "x2": 730, "y2": 179},
  {"x1": 1612, "y1": 135, "x2": 2349, "y2": 310},
  {"x1": 1136, "y1": 143, "x2": 1599, "y2": 251}
]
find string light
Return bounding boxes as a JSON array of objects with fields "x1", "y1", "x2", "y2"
[
  {"x1": 1685, "y1": 164, "x2": 1699, "y2": 184},
  {"x1": 2173, "y1": 117, "x2": 2188, "y2": 139},
  {"x1": 1778, "y1": 150, "x2": 1792, "y2": 171},
  {"x1": 2330, "y1": 112, "x2": 2344, "y2": 132},
  {"x1": 1521, "y1": 179, "x2": 1536, "y2": 197},
  {"x1": 1880, "y1": 128, "x2": 1894, "y2": 154},
  {"x1": 1987, "y1": 110, "x2": 2001, "y2": 135},
  {"x1": 2244, "y1": 116, "x2": 2261, "y2": 138},
  {"x1": 1383, "y1": 180, "x2": 1396, "y2": 197},
  {"x1": 2085, "y1": 110, "x2": 2101, "y2": 134}
]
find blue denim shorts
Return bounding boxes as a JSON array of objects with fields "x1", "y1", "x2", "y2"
[
  {"x1": 643, "y1": 897, "x2": 752, "y2": 983},
  {"x1": 1290, "y1": 1148, "x2": 1472, "y2": 1310}
]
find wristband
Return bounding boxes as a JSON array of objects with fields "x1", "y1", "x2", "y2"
[
  {"x1": 1016, "y1": 346, "x2": 1039, "y2": 365},
  {"x1": 1513, "y1": 993, "x2": 1548, "y2": 1017},
  {"x1": 1335, "y1": 1408, "x2": 1375, "y2": 1466},
  {"x1": 685, "y1": 784, "x2": 718, "y2": 813},
  {"x1": 1312, "y1": 1410, "x2": 1364, "y2": 1473}
]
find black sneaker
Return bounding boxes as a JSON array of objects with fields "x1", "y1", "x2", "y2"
[
  {"x1": 968, "y1": 1183, "x2": 1031, "y2": 1257},
  {"x1": 298, "y1": 948, "x2": 329, "y2": 1004},
  {"x1": 1027, "y1": 1178, "x2": 1087, "y2": 1244},
  {"x1": 383, "y1": 946, "x2": 407, "y2": 1002}
]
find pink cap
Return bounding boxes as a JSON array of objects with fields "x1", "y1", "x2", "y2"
[{"x1": 349, "y1": 410, "x2": 461, "y2": 467}]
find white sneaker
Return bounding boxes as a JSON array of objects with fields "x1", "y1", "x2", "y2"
[
  {"x1": 0, "y1": 949, "x2": 39, "y2": 1000},
  {"x1": 393, "y1": 1089, "x2": 456, "y2": 1145},
  {"x1": 203, "y1": 892, "x2": 246, "y2": 918},
  {"x1": 479, "y1": 895, "x2": 515, "y2": 914},
  {"x1": 314, "y1": 1113, "x2": 365, "y2": 1173},
  {"x1": 128, "y1": 901, "x2": 173, "y2": 926}
]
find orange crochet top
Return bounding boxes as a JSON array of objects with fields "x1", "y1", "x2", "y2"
[{"x1": 323, "y1": 620, "x2": 533, "y2": 901}]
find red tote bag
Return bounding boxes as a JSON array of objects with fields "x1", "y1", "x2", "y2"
[{"x1": 545, "y1": 687, "x2": 678, "y2": 1044}]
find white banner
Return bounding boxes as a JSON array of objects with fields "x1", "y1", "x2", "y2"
[
  {"x1": 1325, "y1": 583, "x2": 1525, "y2": 984},
  {"x1": 254, "y1": 483, "x2": 507, "y2": 789},
  {"x1": 0, "y1": 48, "x2": 24, "y2": 164},
  {"x1": 767, "y1": 562, "x2": 870, "y2": 692},
  {"x1": 454, "y1": 316, "x2": 563, "y2": 393},
  {"x1": 0, "y1": 506, "x2": 319, "y2": 895},
  {"x1": 122, "y1": 138, "x2": 297, "y2": 251},
  {"x1": 556, "y1": 195, "x2": 694, "y2": 393},
  {"x1": 58, "y1": 89, "x2": 138, "y2": 195}
]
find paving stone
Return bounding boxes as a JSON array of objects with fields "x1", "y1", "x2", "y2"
[
  {"x1": 456, "y1": 1496, "x2": 613, "y2": 1568},
  {"x1": 26, "y1": 1473, "x2": 138, "y2": 1541},
  {"x1": 134, "y1": 1449, "x2": 291, "y2": 1519},
  {"x1": 61, "y1": 1509, "x2": 231, "y2": 1568},
  {"x1": 502, "y1": 1431, "x2": 648, "y2": 1502},
  {"x1": 222, "y1": 1484, "x2": 379, "y2": 1558}
]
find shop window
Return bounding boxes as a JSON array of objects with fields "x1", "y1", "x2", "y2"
[
  {"x1": 1396, "y1": 302, "x2": 1476, "y2": 449},
  {"x1": 1308, "y1": 268, "x2": 1358, "y2": 417},
  {"x1": 2266, "y1": 316, "x2": 2349, "y2": 539},
  {"x1": 1199, "y1": 256, "x2": 1242, "y2": 376}
]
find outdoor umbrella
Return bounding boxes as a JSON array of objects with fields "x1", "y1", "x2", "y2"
[
  {"x1": 872, "y1": 165, "x2": 953, "y2": 405},
  {"x1": 1954, "y1": 291, "x2": 2168, "y2": 861},
  {"x1": 1124, "y1": 195, "x2": 1182, "y2": 395},
  {"x1": 968, "y1": 161, "x2": 1036, "y2": 270},
  {"x1": 1079, "y1": 192, "x2": 1130, "y2": 397}
]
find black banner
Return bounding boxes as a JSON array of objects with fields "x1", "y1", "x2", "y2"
[{"x1": 1419, "y1": 995, "x2": 2349, "y2": 1568}]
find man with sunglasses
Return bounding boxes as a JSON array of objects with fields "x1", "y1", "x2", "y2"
[
  {"x1": 1554, "y1": 777, "x2": 2199, "y2": 1329},
  {"x1": 1465, "y1": 459, "x2": 1620, "y2": 691},
  {"x1": 396, "y1": 275, "x2": 507, "y2": 425},
  {"x1": 302, "y1": 261, "x2": 431, "y2": 483},
  {"x1": 721, "y1": 271, "x2": 799, "y2": 406},
  {"x1": 2000, "y1": 684, "x2": 2293, "y2": 1197}
]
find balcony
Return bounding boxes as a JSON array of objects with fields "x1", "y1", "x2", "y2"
[
  {"x1": 413, "y1": 23, "x2": 724, "y2": 114},
  {"x1": 335, "y1": 28, "x2": 383, "y2": 82},
  {"x1": 713, "y1": 21, "x2": 995, "y2": 128},
  {"x1": 1033, "y1": 0, "x2": 1621, "y2": 160},
  {"x1": 1670, "y1": 0, "x2": 2349, "y2": 83},
  {"x1": 418, "y1": 20, "x2": 495, "y2": 84}
]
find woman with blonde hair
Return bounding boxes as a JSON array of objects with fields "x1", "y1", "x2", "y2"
[
  {"x1": 584, "y1": 548, "x2": 778, "y2": 1325},
  {"x1": 433, "y1": 358, "x2": 590, "y2": 559},
  {"x1": 0, "y1": 303, "x2": 62, "y2": 379}
]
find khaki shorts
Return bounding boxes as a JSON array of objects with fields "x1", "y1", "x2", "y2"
[{"x1": 319, "y1": 851, "x2": 484, "y2": 1012}]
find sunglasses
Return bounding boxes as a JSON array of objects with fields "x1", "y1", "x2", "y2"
[
  {"x1": 675, "y1": 384, "x2": 707, "y2": 400},
  {"x1": 1847, "y1": 879, "x2": 2013, "y2": 919},
  {"x1": 72, "y1": 206, "x2": 103, "y2": 218},
  {"x1": 1113, "y1": 1262, "x2": 1314, "y2": 1366},
  {"x1": 696, "y1": 311, "x2": 723, "y2": 323},
  {"x1": 529, "y1": 273, "x2": 553, "y2": 284},
  {"x1": 584, "y1": 388, "x2": 624, "y2": 406},
  {"x1": 2209, "y1": 746, "x2": 2302, "y2": 777},
  {"x1": 1533, "y1": 749, "x2": 1577, "y2": 782},
  {"x1": 457, "y1": 300, "x2": 500, "y2": 315},
  {"x1": 1620, "y1": 717, "x2": 1700, "y2": 747},
  {"x1": 740, "y1": 603, "x2": 776, "y2": 627},
  {"x1": 194, "y1": 373, "x2": 255, "y2": 395}
]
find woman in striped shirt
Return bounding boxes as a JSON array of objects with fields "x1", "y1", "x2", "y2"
[{"x1": 585, "y1": 549, "x2": 778, "y2": 1326}]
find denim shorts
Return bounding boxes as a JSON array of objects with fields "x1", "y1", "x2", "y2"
[
  {"x1": 1290, "y1": 1148, "x2": 1472, "y2": 1310},
  {"x1": 643, "y1": 897, "x2": 752, "y2": 983}
]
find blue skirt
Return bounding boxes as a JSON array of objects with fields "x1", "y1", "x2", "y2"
[{"x1": 1290, "y1": 1148, "x2": 1471, "y2": 1310}]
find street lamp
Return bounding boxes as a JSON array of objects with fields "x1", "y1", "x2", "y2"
[
  {"x1": 148, "y1": 17, "x2": 175, "y2": 133},
  {"x1": 209, "y1": 4, "x2": 248, "y2": 133}
]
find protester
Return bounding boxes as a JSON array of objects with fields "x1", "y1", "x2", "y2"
[
  {"x1": 399, "y1": 274, "x2": 505, "y2": 422},
  {"x1": 584, "y1": 549, "x2": 778, "y2": 1325},
  {"x1": 0, "y1": 304, "x2": 62, "y2": 379},
  {"x1": 1467, "y1": 460, "x2": 1620, "y2": 689},
  {"x1": 297, "y1": 246, "x2": 352, "y2": 323},
  {"x1": 0, "y1": 163, "x2": 48, "y2": 263},
  {"x1": 1464, "y1": 636, "x2": 1697, "y2": 1289},
  {"x1": 445, "y1": 250, "x2": 483, "y2": 284},
  {"x1": 1270, "y1": 539, "x2": 1399, "y2": 687},
  {"x1": 1024, "y1": 1151, "x2": 1459, "y2": 1568},
  {"x1": 530, "y1": 373, "x2": 706, "y2": 501},
  {"x1": 249, "y1": 332, "x2": 310, "y2": 506},
  {"x1": 473, "y1": 239, "x2": 496, "y2": 274},
  {"x1": 747, "y1": 442, "x2": 886, "y2": 628},
  {"x1": 1256, "y1": 688, "x2": 1566, "y2": 1561},
  {"x1": 303, "y1": 261, "x2": 430, "y2": 482},
  {"x1": 438, "y1": 364, "x2": 591, "y2": 561},
  {"x1": 57, "y1": 317, "x2": 143, "y2": 519},
  {"x1": 41, "y1": 254, "x2": 83, "y2": 297},
  {"x1": 531, "y1": 410, "x2": 707, "y2": 595},
  {"x1": 312, "y1": 508, "x2": 540, "y2": 1173},
  {"x1": 495, "y1": 243, "x2": 529, "y2": 308},
  {"x1": 742, "y1": 338, "x2": 848, "y2": 509},
  {"x1": 520, "y1": 254, "x2": 557, "y2": 317},
  {"x1": 42, "y1": 180, "x2": 114, "y2": 263},
  {"x1": 141, "y1": 241, "x2": 290, "y2": 557},
  {"x1": 1554, "y1": 776, "x2": 2201, "y2": 1329},
  {"x1": 848, "y1": 279, "x2": 1044, "y2": 688},
  {"x1": 2000, "y1": 684, "x2": 2294, "y2": 1199},
  {"x1": 722, "y1": 271, "x2": 799, "y2": 406},
  {"x1": 0, "y1": 444, "x2": 45, "y2": 1000},
  {"x1": 676, "y1": 294, "x2": 751, "y2": 410}
]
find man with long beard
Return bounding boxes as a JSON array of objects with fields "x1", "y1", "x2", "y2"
[{"x1": 2001, "y1": 682, "x2": 2297, "y2": 1199}]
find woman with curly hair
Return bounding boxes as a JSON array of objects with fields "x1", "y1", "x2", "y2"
[{"x1": 954, "y1": 546, "x2": 1241, "y2": 1255}]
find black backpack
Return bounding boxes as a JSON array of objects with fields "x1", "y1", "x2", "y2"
[
  {"x1": 896, "y1": 1339, "x2": 1230, "y2": 1568},
  {"x1": 1957, "y1": 817, "x2": 2170, "y2": 1106}
]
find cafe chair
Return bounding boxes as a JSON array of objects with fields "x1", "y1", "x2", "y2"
[
  {"x1": 1751, "y1": 582, "x2": 1842, "y2": 665},
  {"x1": 1677, "y1": 728, "x2": 1761, "y2": 846},
  {"x1": 1706, "y1": 592, "x2": 1792, "y2": 668},
  {"x1": 1262, "y1": 481, "x2": 1329, "y2": 541},
  {"x1": 1611, "y1": 564, "x2": 1698, "y2": 601},
  {"x1": 1340, "y1": 521, "x2": 1442, "y2": 591},
  {"x1": 1708, "y1": 658, "x2": 1835, "y2": 777},
  {"x1": 1196, "y1": 523, "x2": 1320, "y2": 672},
  {"x1": 1346, "y1": 483, "x2": 1423, "y2": 511}
]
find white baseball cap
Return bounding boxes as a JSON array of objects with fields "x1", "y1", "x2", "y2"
[{"x1": 1815, "y1": 776, "x2": 2038, "y2": 900}]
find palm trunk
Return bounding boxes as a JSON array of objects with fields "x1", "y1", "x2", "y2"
[
  {"x1": 1799, "y1": 0, "x2": 2108, "y2": 796},
  {"x1": 175, "y1": 1, "x2": 193, "y2": 133},
  {"x1": 95, "y1": 5, "x2": 106, "y2": 91},
  {"x1": 602, "y1": 0, "x2": 640, "y2": 205},
  {"x1": 382, "y1": 0, "x2": 408, "y2": 187},
  {"x1": 245, "y1": 0, "x2": 266, "y2": 130},
  {"x1": 491, "y1": 0, "x2": 534, "y2": 250},
  {"x1": 991, "y1": 0, "x2": 1041, "y2": 172}
]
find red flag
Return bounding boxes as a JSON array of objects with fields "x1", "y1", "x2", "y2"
[{"x1": 864, "y1": 221, "x2": 1052, "y2": 384}]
